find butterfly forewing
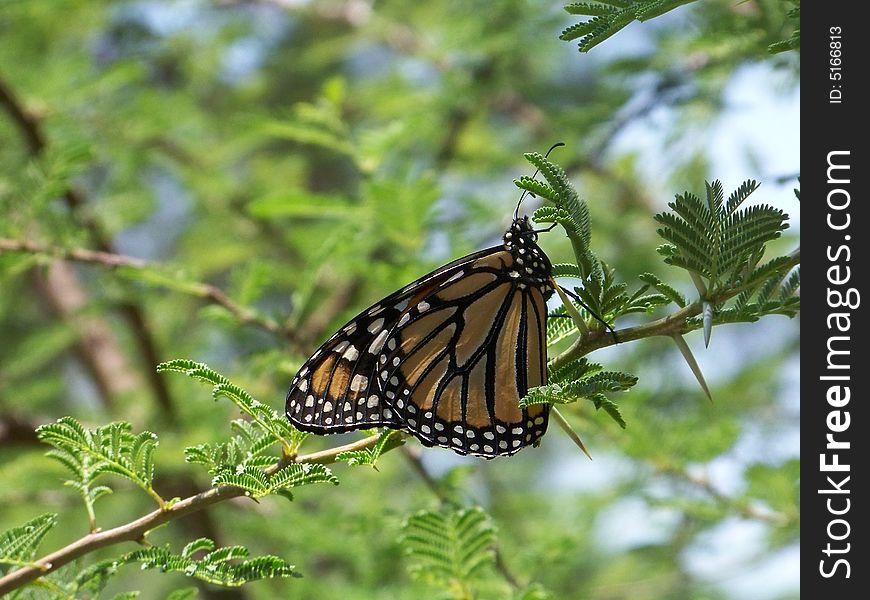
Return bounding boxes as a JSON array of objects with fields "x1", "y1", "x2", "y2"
[
  {"x1": 286, "y1": 247, "x2": 499, "y2": 433},
  {"x1": 286, "y1": 217, "x2": 554, "y2": 458}
]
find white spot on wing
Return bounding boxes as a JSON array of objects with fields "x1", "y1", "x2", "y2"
[
  {"x1": 342, "y1": 345, "x2": 360, "y2": 362},
  {"x1": 367, "y1": 318, "x2": 385, "y2": 334},
  {"x1": 368, "y1": 330, "x2": 389, "y2": 354},
  {"x1": 350, "y1": 374, "x2": 368, "y2": 392}
]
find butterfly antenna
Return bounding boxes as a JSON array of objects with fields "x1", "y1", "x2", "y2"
[
  {"x1": 514, "y1": 189, "x2": 530, "y2": 220},
  {"x1": 561, "y1": 286, "x2": 619, "y2": 342},
  {"x1": 544, "y1": 141, "x2": 565, "y2": 158},
  {"x1": 515, "y1": 142, "x2": 567, "y2": 220}
]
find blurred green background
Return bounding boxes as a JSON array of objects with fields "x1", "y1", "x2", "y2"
[{"x1": 0, "y1": 1, "x2": 799, "y2": 598}]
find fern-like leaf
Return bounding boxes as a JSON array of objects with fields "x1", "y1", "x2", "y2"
[
  {"x1": 159, "y1": 360, "x2": 307, "y2": 456},
  {"x1": 655, "y1": 180, "x2": 789, "y2": 294},
  {"x1": 401, "y1": 507, "x2": 497, "y2": 590},
  {"x1": 520, "y1": 151, "x2": 594, "y2": 276},
  {"x1": 211, "y1": 463, "x2": 338, "y2": 500},
  {"x1": 336, "y1": 429, "x2": 400, "y2": 468},
  {"x1": 38, "y1": 417, "x2": 165, "y2": 508},
  {"x1": 520, "y1": 358, "x2": 635, "y2": 427},
  {"x1": 0, "y1": 513, "x2": 58, "y2": 570},
  {"x1": 561, "y1": 0, "x2": 698, "y2": 51},
  {"x1": 96, "y1": 540, "x2": 298, "y2": 587}
]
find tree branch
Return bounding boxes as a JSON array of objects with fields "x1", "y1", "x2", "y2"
[
  {"x1": 0, "y1": 433, "x2": 385, "y2": 594},
  {"x1": 0, "y1": 238, "x2": 306, "y2": 350},
  {"x1": 0, "y1": 72, "x2": 175, "y2": 417},
  {"x1": 0, "y1": 77, "x2": 44, "y2": 153},
  {"x1": 549, "y1": 249, "x2": 801, "y2": 371},
  {"x1": 0, "y1": 414, "x2": 41, "y2": 446}
]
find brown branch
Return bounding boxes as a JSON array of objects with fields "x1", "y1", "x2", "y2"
[
  {"x1": 31, "y1": 264, "x2": 137, "y2": 406},
  {"x1": 656, "y1": 463, "x2": 790, "y2": 526},
  {"x1": 0, "y1": 414, "x2": 41, "y2": 446},
  {"x1": 549, "y1": 248, "x2": 801, "y2": 371},
  {"x1": 1, "y1": 73, "x2": 175, "y2": 417},
  {"x1": 0, "y1": 433, "x2": 385, "y2": 594},
  {"x1": 297, "y1": 278, "x2": 362, "y2": 347},
  {"x1": 0, "y1": 77, "x2": 44, "y2": 153},
  {"x1": 0, "y1": 238, "x2": 306, "y2": 350}
]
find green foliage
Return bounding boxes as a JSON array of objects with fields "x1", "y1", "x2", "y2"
[
  {"x1": 559, "y1": 259, "x2": 673, "y2": 325},
  {"x1": 158, "y1": 359, "x2": 307, "y2": 455},
  {"x1": 401, "y1": 507, "x2": 497, "y2": 598},
  {"x1": 211, "y1": 463, "x2": 338, "y2": 501},
  {"x1": 637, "y1": 272, "x2": 687, "y2": 308},
  {"x1": 336, "y1": 429, "x2": 401, "y2": 468},
  {"x1": 82, "y1": 538, "x2": 296, "y2": 589},
  {"x1": 0, "y1": 514, "x2": 57, "y2": 572},
  {"x1": 561, "y1": 1, "x2": 699, "y2": 52},
  {"x1": 185, "y1": 419, "x2": 280, "y2": 474},
  {"x1": 37, "y1": 417, "x2": 164, "y2": 509},
  {"x1": 654, "y1": 180, "x2": 798, "y2": 330},
  {"x1": 520, "y1": 359, "x2": 634, "y2": 428},
  {"x1": 0, "y1": 1, "x2": 799, "y2": 598},
  {"x1": 518, "y1": 152, "x2": 594, "y2": 276},
  {"x1": 769, "y1": 2, "x2": 800, "y2": 54},
  {"x1": 655, "y1": 180, "x2": 788, "y2": 291}
]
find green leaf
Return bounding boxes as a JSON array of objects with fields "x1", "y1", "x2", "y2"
[
  {"x1": 212, "y1": 463, "x2": 338, "y2": 499},
  {"x1": 159, "y1": 360, "x2": 307, "y2": 455},
  {"x1": 520, "y1": 359, "x2": 635, "y2": 427},
  {"x1": 655, "y1": 180, "x2": 788, "y2": 293},
  {"x1": 401, "y1": 507, "x2": 497, "y2": 590},
  {"x1": 561, "y1": 1, "x2": 698, "y2": 51},
  {"x1": 113, "y1": 540, "x2": 297, "y2": 587},
  {"x1": 336, "y1": 430, "x2": 400, "y2": 468},
  {"x1": 638, "y1": 272, "x2": 686, "y2": 307},
  {"x1": 0, "y1": 513, "x2": 58, "y2": 568},
  {"x1": 37, "y1": 417, "x2": 165, "y2": 508},
  {"x1": 181, "y1": 538, "x2": 216, "y2": 559},
  {"x1": 520, "y1": 151, "x2": 594, "y2": 276}
]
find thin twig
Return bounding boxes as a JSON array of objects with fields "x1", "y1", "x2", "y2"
[
  {"x1": 0, "y1": 77, "x2": 44, "y2": 153},
  {"x1": 657, "y1": 464, "x2": 789, "y2": 525},
  {"x1": 0, "y1": 414, "x2": 42, "y2": 446},
  {"x1": 0, "y1": 73, "x2": 175, "y2": 416},
  {"x1": 548, "y1": 249, "x2": 800, "y2": 370},
  {"x1": 0, "y1": 433, "x2": 384, "y2": 594},
  {"x1": 0, "y1": 238, "x2": 306, "y2": 349}
]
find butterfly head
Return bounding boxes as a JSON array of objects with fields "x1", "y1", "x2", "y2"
[
  {"x1": 503, "y1": 215, "x2": 537, "y2": 246},
  {"x1": 503, "y1": 216, "x2": 553, "y2": 292}
]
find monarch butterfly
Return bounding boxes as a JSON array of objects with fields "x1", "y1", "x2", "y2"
[{"x1": 285, "y1": 211, "x2": 556, "y2": 459}]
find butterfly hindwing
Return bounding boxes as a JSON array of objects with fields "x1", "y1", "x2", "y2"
[{"x1": 375, "y1": 251, "x2": 551, "y2": 458}]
